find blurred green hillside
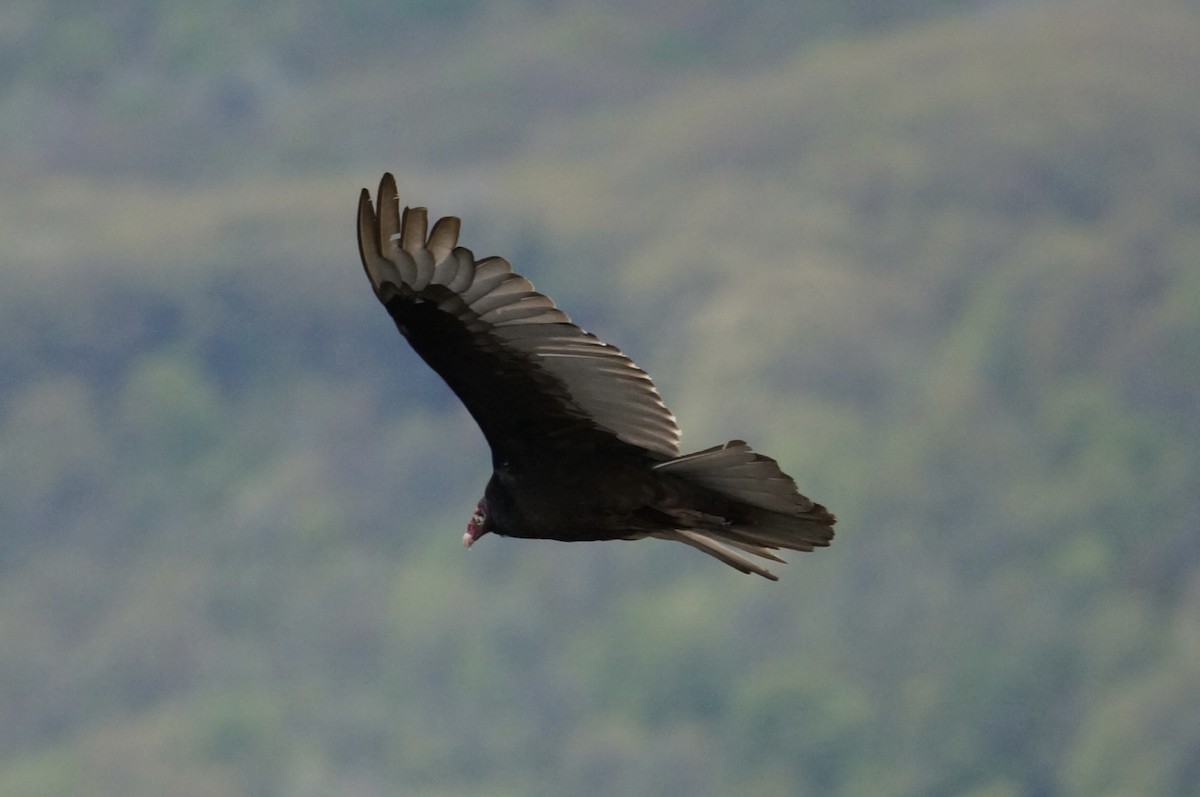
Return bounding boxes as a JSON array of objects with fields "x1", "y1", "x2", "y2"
[{"x1": 2, "y1": 1, "x2": 1198, "y2": 795}]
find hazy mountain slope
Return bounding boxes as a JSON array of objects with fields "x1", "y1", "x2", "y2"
[{"x1": 1, "y1": 1, "x2": 1197, "y2": 796}]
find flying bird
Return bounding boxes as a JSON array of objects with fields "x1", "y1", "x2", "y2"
[{"x1": 358, "y1": 173, "x2": 834, "y2": 579}]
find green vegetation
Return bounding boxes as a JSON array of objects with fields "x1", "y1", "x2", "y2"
[{"x1": 2, "y1": 1, "x2": 1198, "y2": 795}]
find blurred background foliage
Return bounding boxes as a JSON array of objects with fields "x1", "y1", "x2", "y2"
[{"x1": 2, "y1": 0, "x2": 1199, "y2": 795}]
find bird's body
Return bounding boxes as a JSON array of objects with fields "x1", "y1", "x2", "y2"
[
  {"x1": 358, "y1": 173, "x2": 834, "y2": 579},
  {"x1": 482, "y1": 449, "x2": 658, "y2": 542}
]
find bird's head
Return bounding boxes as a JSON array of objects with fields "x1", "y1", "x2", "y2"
[{"x1": 463, "y1": 498, "x2": 492, "y2": 548}]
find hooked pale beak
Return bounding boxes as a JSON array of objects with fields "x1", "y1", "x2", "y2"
[{"x1": 464, "y1": 501, "x2": 488, "y2": 548}]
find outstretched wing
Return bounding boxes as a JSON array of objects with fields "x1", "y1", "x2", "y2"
[{"x1": 357, "y1": 173, "x2": 681, "y2": 463}]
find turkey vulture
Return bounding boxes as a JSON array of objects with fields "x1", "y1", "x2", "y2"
[{"x1": 358, "y1": 173, "x2": 834, "y2": 580}]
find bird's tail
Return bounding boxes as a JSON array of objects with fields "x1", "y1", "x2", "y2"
[{"x1": 651, "y1": 440, "x2": 835, "y2": 580}]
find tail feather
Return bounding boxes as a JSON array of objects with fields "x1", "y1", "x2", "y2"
[
  {"x1": 720, "y1": 537, "x2": 788, "y2": 563},
  {"x1": 653, "y1": 440, "x2": 835, "y2": 579},
  {"x1": 655, "y1": 529, "x2": 781, "y2": 581}
]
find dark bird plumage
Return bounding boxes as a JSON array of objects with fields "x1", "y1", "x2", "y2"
[{"x1": 358, "y1": 173, "x2": 834, "y2": 579}]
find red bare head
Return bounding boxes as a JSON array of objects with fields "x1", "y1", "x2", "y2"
[{"x1": 463, "y1": 498, "x2": 491, "y2": 548}]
